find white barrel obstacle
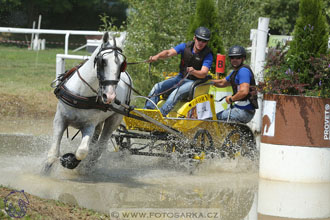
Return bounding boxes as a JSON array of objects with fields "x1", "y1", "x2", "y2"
[{"x1": 259, "y1": 94, "x2": 330, "y2": 183}]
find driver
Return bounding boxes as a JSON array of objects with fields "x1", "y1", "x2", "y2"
[{"x1": 144, "y1": 26, "x2": 213, "y2": 117}]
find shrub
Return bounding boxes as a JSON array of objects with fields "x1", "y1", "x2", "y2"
[{"x1": 258, "y1": 45, "x2": 330, "y2": 98}]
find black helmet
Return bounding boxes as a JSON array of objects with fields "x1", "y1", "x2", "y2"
[
  {"x1": 194, "y1": 27, "x2": 211, "y2": 41},
  {"x1": 228, "y1": 45, "x2": 246, "y2": 57}
]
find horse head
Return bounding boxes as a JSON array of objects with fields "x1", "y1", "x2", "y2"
[{"x1": 95, "y1": 32, "x2": 127, "y2": 104}]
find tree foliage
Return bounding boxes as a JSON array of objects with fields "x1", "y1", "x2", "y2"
[
  {"x1": 217, "y1": 0, "x2": 258, "y2": 49},
  {"x1": 254, "y1": 0, "x2": 300, "y2": 35},
  {"x1": 288, "y1": 0, "x2": 329, "y2": 61},
  {"x1": 254, "y1": 0, "x2": 330, "y2": 35},
  {"x1": 287, "y1": 0, "x2": 329, "y2": 87}
]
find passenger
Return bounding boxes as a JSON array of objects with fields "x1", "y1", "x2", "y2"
[
  {"x1": 212, "y1": 45, "x2": 258, "y2": 123},
  {"x1": 144, "y1": 26, "x2": 213, "y2": 117}
]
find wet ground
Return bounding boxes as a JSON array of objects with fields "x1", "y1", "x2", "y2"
[{"x1": 0, "y1": 119, "x2": 329, "y2": 219}]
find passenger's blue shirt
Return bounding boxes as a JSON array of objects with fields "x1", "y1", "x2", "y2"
[
  {"x1": 226, "y1": 67, "x2": 254, "y2": 110},
  {"x1": 174, "y1": 43, "x2": 213, "y2": 72}
]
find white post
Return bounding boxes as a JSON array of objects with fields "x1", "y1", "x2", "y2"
[
  {"x1": 33, "y1": 38, "x2": 38, "y2": 50},
  {"x1": 65, "y1": 32, "x2": 70, "y2": 55},
  {"x1": 29, "y1": 21, "x2": 35, "y2": 50},
  {"x1": 255, "y1": 17, "x2": 269, "y2": 83},
  {"x1": 249, "y1": 17, "x2": 269, "y2": 133},
  {"x1": 249, "y1": 29, "x2": 257, "y2": 74},
  {"x1": 33, "y1": 15, "x2": 42, "y2": 50},
  {"x1": 56, "y1": 54, "x2": 65, "y2": 80},
  {"x1": 41, "y1": 39, "x2": 46, "y2": 50}
]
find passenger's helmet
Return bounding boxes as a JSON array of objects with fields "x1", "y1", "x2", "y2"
[
  {"x1": 194, "y1": 27, "x2": 211, "y2": 41},
  {"x1": 228, "y1": 45, "x2": 246, "y2": 58}
]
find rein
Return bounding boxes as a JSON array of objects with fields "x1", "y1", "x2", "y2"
[
  {"x1": 127, "y1": 60, "x2": 148, "y2": 65},
  {"x1": 148, "y1": 72, "x2": 190, "y2": 98},
  {"x1": 124, "y1": 60, "x2": 189, "y2": 98}
]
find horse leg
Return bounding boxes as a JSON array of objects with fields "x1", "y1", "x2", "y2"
[
  {"x1": 91, "y1": 122, "x2": 103, "y2": 145},
  {"x1": 75, "y1": 125, "x2": 96, "y2": 161},
  {"x1": 42, "y1": 113, "x2": 67, "y2": 174},
  {"x1": 88, "y1": 114, "x2": 123, "y2": 166}
]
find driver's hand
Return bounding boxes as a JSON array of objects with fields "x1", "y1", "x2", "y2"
[
  {"x1": 187, "y1": 67, "x2": 195, "y2": 75},
  {"x1": 226, "y1": 96, "x2": 233, "y2": 104},
  {"x1": 148, "y1": 56, "x2": 157, "y2": 63}
]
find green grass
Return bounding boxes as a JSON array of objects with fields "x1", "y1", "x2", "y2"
[
  {"x1": 0, "y1": 45, "x2": 94, "y2": 117},
  {"x1": 0, "y1": 45, "x2": 89, "y2": 95},
  {"x1": 0, "y1": 185, "x2": 110, "y2": 219}
]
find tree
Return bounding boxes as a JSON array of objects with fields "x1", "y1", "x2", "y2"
[
  {"x1": 217, "y1": 0, "x2": 258, "y2": 49},
  {"x1": 254, "y1": 0, "x2": 330, "y2": 35},
  {"x1": 254, "y1": 0, "x2": 300, "y2": 35},
  {"x1": 288, "y1": 0, "x2": 328, "y2": 61},
  {"x1": 287, "y1": 0, "x2": 329, "y2": 94},
  {"x1": 187, "y1": 0, "x2": 225, "y2": 70}
]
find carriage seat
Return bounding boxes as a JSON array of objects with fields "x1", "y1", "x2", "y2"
[{"x1": 161, "y1": 75, "x2": 213, "y2": 101}]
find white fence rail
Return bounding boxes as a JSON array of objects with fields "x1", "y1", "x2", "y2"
[
  {"x1": 0, "y1": 27, "x2": 127, "y2": 79},
  {"x1": 0, "y1": 27, "x2": 103, "y2": 54}
]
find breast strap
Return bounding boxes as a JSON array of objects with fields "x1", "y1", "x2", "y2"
[{"x1": 55, "y1": 85, "x2": 109, "y2": 112}]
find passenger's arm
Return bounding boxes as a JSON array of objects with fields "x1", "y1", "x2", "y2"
[{"x1": 211, "y1": 78, "x2": 231, "y2": 88}]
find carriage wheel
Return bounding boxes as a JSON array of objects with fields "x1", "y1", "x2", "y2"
[
  {"x1": 220, "y1": 126, "x2": 257, "y2": 160},
  {"x1": 192, "y1": 129, "x2": 214, "y2": 153},
  {"x1": 114, "y1": 124, "x2": 131, "y2": 150}
]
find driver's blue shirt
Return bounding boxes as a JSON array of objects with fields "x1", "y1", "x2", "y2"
[
  {"x1": 225, "y1": 67, "x2": 254, "y2": 110},
  {"x1": 174, "y1": 43, "x2": 213, "y2": 75}
]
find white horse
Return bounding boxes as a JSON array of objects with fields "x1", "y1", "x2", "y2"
[{"x1": 43, "y1": 32, "x2": 132, "y2": 173}]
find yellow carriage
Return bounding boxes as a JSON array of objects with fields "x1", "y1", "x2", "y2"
[{"x1": 112, "y1": 77, "x2": 257, "y2": 161}]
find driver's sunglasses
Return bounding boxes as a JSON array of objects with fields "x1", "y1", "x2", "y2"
[
  {"x1": 196, "y1": 37, "x2": 208, "y2": 43},
  {"x1": 230, "y1": 56, "x2": 243, "y2": 60}
]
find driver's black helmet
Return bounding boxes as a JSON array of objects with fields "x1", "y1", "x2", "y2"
[
  {"x1": 194, "y1": 27, "x2": 211, "y2": 41},
  {"x1": 228, "y1": 45, "x2": 246, "y2": 58}
]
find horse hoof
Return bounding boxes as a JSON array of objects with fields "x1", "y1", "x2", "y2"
[{"x1": 60, "y1": 153, "x2": 81, "y2": 169}]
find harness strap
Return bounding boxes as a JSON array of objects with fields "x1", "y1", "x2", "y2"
[
  {"x1": 56, "y1": 85, "x2": 108, "y2": 111},
  {"x1": 76, "y1": 69, "x2": 98, "y2": 95},
  {"x1": 55, "y1": 85, "x2": 148, "y2": 122}
]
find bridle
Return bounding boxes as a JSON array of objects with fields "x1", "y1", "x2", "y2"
[
  {"x1": 94, "y1": 42, "x2": 127, "y2": 89},
  {"x1": 52, "y1": 38, "x2": 133, "y2": 113}
]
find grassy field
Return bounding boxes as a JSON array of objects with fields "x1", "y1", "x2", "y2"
[{"x1": 0, "y1": 45, "x2": 88, "y2": 118}]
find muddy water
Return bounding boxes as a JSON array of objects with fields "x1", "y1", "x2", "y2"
[{"x1": 0, "y1": 120, "x2": 329, "y2": 220}]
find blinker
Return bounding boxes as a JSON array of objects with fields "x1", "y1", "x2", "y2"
[{"x1": 121, "y1": 61, "x2": 127, "y2": 72}]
